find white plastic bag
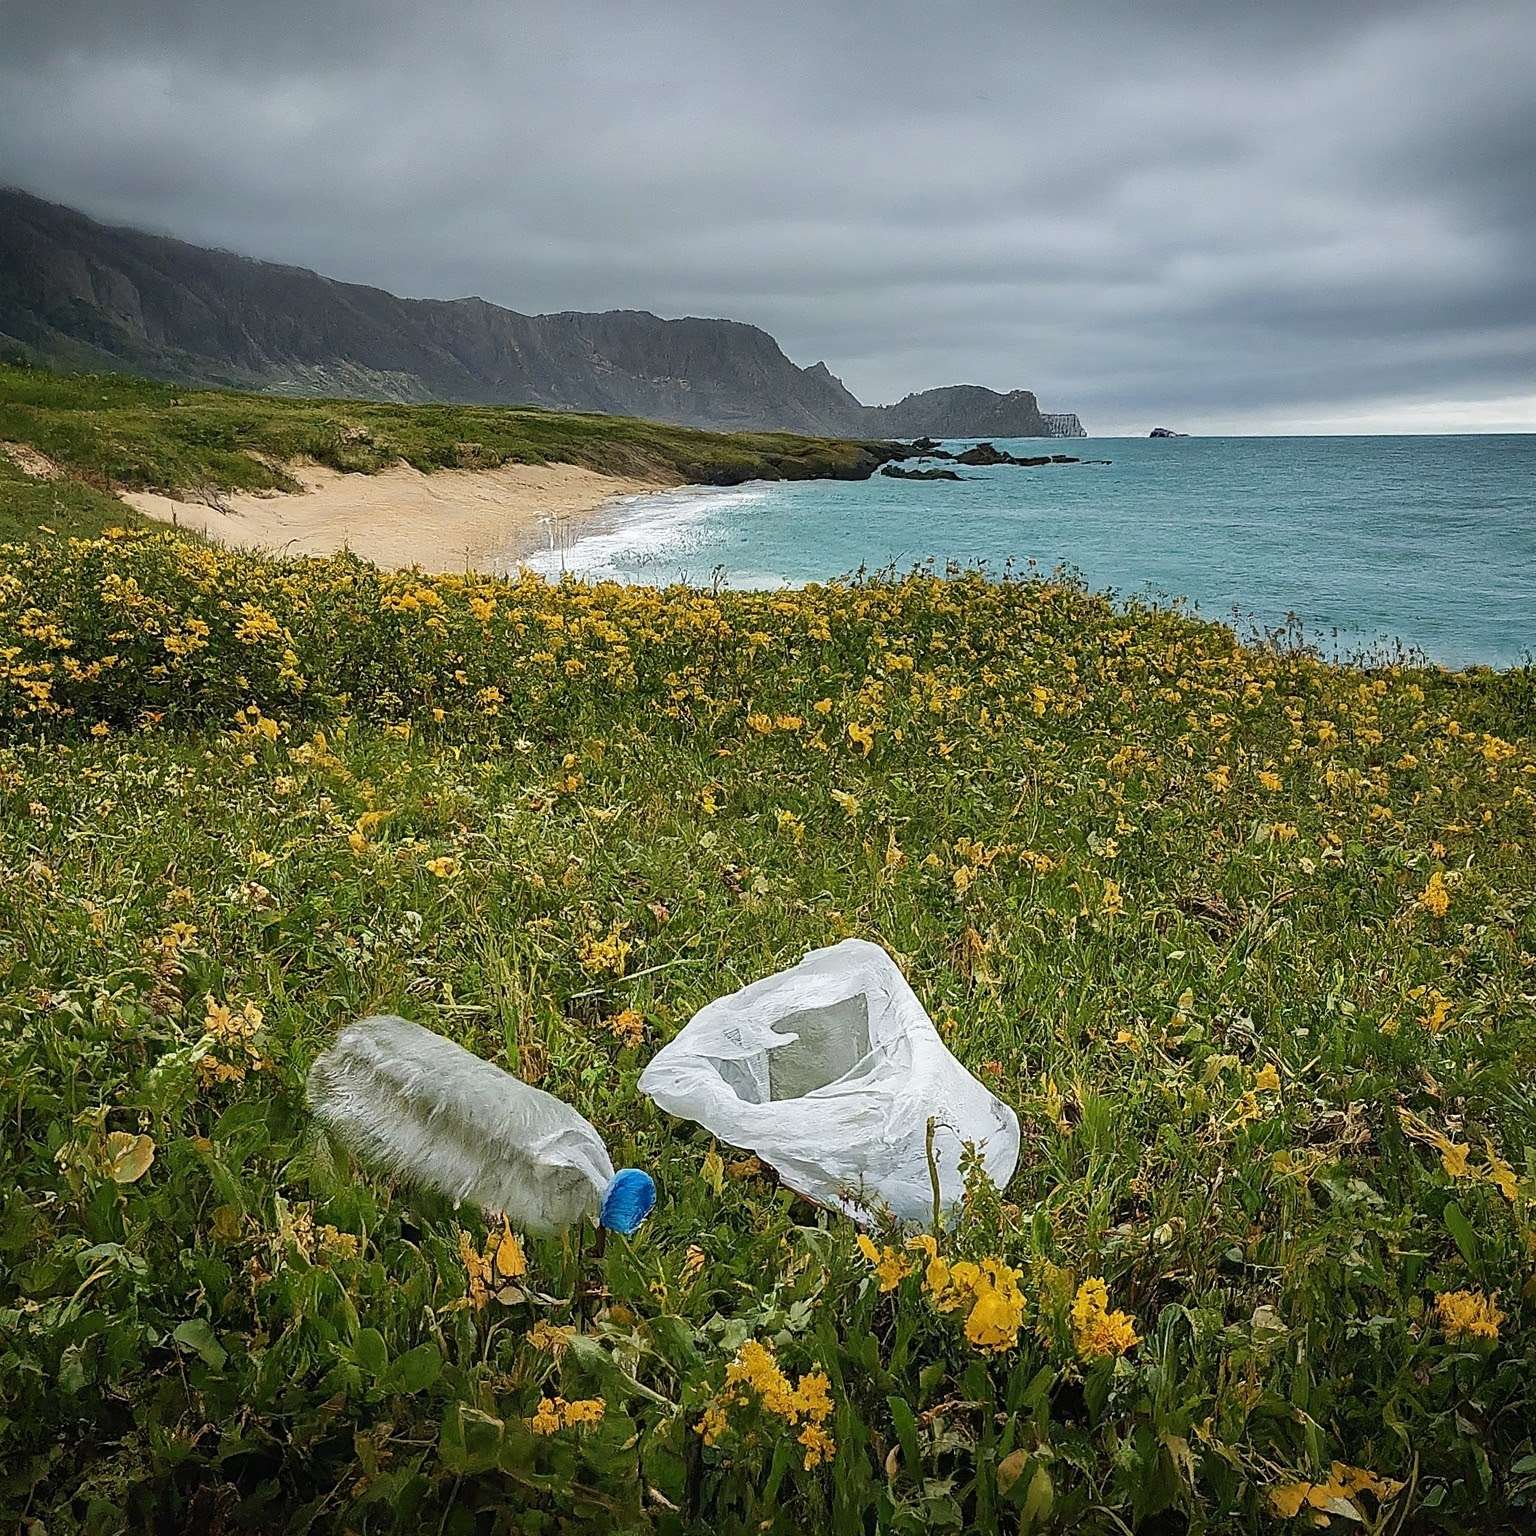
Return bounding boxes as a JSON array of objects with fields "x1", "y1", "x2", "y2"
[{"x1": 637, "y1": 938, "x2": 1019, "y2": 1224}]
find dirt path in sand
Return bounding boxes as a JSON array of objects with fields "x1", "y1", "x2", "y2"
[{"x1": 120, "y1": 458, "x2": 676, "y2": 571}]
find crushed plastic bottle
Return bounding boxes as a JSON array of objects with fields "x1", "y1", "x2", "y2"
[
  {"x1": 308, "y1": 1014, "x2": 654, "y2": 1234},
  {"x1": 638, "y1": 938, "x2": 1019, "y2": 1224}
]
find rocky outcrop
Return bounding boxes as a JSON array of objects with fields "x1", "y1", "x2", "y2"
[
  {"x1": 951, "y1": 442, "x2": 1082, "y2": 467},
  {"x1": 880, "y1": 464, "x2": 967, "y2": 481},
  {"x1": 1149, "y1": 427, "x2": 1188, "y2": 438},
  {"x1": 0, "y1": 189, "x2": 1086, "y2": 439}
]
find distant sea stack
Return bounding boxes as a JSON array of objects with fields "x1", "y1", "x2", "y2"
[
  {"x1": 1149, "y1": 427, "x2": 1189, "y2": 438},
  {"x1": 0, "y1": 188, "x2": 1086, "y2": 440}
]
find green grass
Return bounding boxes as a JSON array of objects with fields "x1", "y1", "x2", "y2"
[
  {"x1": 1, "y1": 532, "x2": 1533, "y2": 1533},
  {"x1": 0, "y1": 456, "x2": 148, "y2": 543},
  {"x1": 0, "y1": 360, "x2": 898, "y2": 524}
]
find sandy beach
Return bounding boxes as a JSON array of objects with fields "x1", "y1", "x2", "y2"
[{"x1": 121, "y1": 459, "x2": 675, "y2": 572}]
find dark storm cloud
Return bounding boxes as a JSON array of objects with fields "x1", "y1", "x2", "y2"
[{"x1": 3, "y1": 0, "x2": 1534, "y2": 431}]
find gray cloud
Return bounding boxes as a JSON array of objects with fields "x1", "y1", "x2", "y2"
[{"x1": 1, "y1": 0, "x2": 1533, "y2": 431}]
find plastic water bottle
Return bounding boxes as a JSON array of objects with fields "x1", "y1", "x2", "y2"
[{"x1": 308, "y1": 1014, "x2": 655, "y2": 1235}]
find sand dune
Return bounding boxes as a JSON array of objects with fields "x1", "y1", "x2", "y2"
[{"x1": 122, "y1": 458, "x2": 674, "y2": 572}]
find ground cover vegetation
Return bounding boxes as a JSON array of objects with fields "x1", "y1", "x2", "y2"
[{"x1": 1, "y1": 469, "x2": 1534, "y2": 1532}]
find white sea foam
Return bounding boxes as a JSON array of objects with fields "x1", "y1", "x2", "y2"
[{"x1": 519, "y1": 482, "x2": 774, "y2": 583}]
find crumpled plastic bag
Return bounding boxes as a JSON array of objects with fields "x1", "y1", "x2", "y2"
[{"x1": 637, "y1": 938, "x2": 1019, "y2": 1224}]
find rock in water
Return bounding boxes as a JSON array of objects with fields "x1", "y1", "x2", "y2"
[{"x1": 881, "y1": 464, "x2": 966, "y2": 481}]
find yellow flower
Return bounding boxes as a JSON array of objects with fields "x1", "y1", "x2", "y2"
[
  {"x1": 1416, "y1": 988, "x2": 1454, "y2": 1032},
  {"x1": 1100, "y1": 877, "x2": 1123, "y2": 917},
  {"x1": 424, "y1": 855, "x2": 459, "y2": 879},
  {"x1": 560, "y1": 1397, "x2": 605, "y2": 1426},
  {"x1": 528, "y1": 1320, "x2": 574, "y2": 1357},
  {"x1": 856, "y1": 1234, "x2": 913, "y2": 1292},
  {"x1": 964, "y1": 1281, "x2": 1023, "y2": 1352},
  {"x1": 1257, "y1": 768, "x2": 1283, "y2": 791},
  {"x1": 775, "y1": 808, "x2": 805, "y2": 842},
  {"x1": 493, "y1": 1221, "x2": 527, "y2": 1280},
  {"x1": 1269, "y1": 1464, "x2": 1403, "y2": 1521},
  {"x1": 317, "y1": 1224, "x2": 361, "y2": 1261},
  {"x1": 695, "y1": 1403, "x2": 728, "y2": 1446},
  {"x1": 530, "y1": 1398, "x2": 562, "y2": 1435},
  {"x1": 1418, "y1": 870, "x2": 1451, "y2": 918},
  {"x1": 1254, "y1": 1062, "x2": 1281, "y2": 1093},
  {"x1": 792, "y1": 1371, "x2": 833, "y2": 1425},
  {"x1": 725, "y1": 1339, "x2": 800, "y2": 1419},
  {"x1": 1070, "y1": 1277, "x2": 1140, "y2": 1360},
  {"x1": 457, "y1": 1228, "x2": 492, "y2": 1309},
  {"x1": 607, "y1": 1007, "x2": 645, "y2": 1047},
  {"x1": 847, "y1": 721, "x2": 875, "y2": 756},
  {"x1": 1484, "y1": 1140, "x2": 1520, "y2": 1203},
  {"x1": 1435, "y1": 1289, "x2": 1504, "y2": 1341},
  {"x1": 830, "y1": 788, "x2": 861, "y2": 820},
  {"x1": 798, "y1": 1422, "x2": 837, "y2": 1469},
  {"x1": 578, "y1": 924, "x2": 631, "y2": 976}
]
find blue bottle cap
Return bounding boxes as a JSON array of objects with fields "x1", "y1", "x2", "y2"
[{"x1": 600, "y1": 1169, "x2": 656, "y2": 1234}]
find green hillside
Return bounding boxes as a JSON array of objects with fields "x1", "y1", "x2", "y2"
[{"x1": 0, "y1": 358, "x2": 902, "y2": 537}]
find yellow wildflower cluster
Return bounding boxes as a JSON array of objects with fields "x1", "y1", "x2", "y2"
[
  {"x1": 696, "y1": 1340, "x2": 837, "y2": 1471},
  {"x1": 1268, "y1": 1462, "x2": 1403, "y2": 1520},
  {"x1": 1418, "y1": 869, "x2": 1452, "y2": 918},
  {"x1": 199, "y1": 996, "x2": 269, "y2": 1084},
  {"x1": 1397, "y1": 1109, "x2": 1521, "y2": 1199},
  {"x1": 1069, "y1": 1277, "x2": 1141, "y2": 1361},
  {"x1": 606, "y1": 1007, "x2": 646, "y2": 1047},
  {"x1": 578, "y1": 923, "x2": 631, "y2": 976},
  {"x1": 456, "y1": 1219, "x2": 527, "y2": 1309},
  {"x1": 530, "y1": 1396, "x2": 605, "y2": 1435},
  {"x1": 857, "y1": 1234, "x2": 1028, "y2": 1354},
  {"x1": 1435, "y1": 1289, "x2": 1504, "y2": 1342},
  {"x1": 528, "y1": 1320, "x2": 575, "y2": 1358},
  {"x1": 317, "y1": 1224, "x2": 362, "y2": 1261}
]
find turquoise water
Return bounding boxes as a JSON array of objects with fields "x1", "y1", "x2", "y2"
[{"x1": 522, "y1": 435, "x2": 1536, "y2": 669}]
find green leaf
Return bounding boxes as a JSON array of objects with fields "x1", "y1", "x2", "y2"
[
  {"x1": 565, "y1": 1330, "x2": 671, "y2": 1407},
  {"x1": 887, "y1": 1394, "x2": 921, "y2": 1482},
  {"x1": 439, "y1": 1403, "x2": 503, "y2": 1474},
  {"x1": 172, "y1": 1318, "x2": 227, "y2": 1370},
  {"x1": 1020, "y1": 1464, "x2": 1054, "y2": 1533},
  {"x1": 350, "y1": 1326, "x2": 389, "y2": 1379},
  {"x1": 1443, "y1": 1202, "x2": 1479, "y2": 1269},
  {"x1": 383, "y1": 1341, "x2": 443, "y2": 1395}
]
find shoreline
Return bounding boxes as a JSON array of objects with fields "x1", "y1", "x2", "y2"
[{"x1": 121, "y1": 458, "x2": 678, "y2": 572}]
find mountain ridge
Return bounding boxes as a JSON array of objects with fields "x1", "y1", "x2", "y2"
[{"x1": 0, "y1": 189, "x2": 1084, "y2": 438}]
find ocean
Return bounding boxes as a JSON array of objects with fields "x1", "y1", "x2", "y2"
[{"x1": 519, "y1": 434, "x2": 1536, "y2": 669}]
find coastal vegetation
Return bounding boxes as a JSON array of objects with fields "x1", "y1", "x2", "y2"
[
  {"x1": 0, "y1": 360, "x2": 900, "y2": 526},
  {"x1": 2, "y1": 512, "x2": 1533, "y2": 1532}
]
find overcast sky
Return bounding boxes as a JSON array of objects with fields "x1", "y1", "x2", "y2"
[{"x1": 2, "y1": 0, "x2": 1534, "y2": 433}]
